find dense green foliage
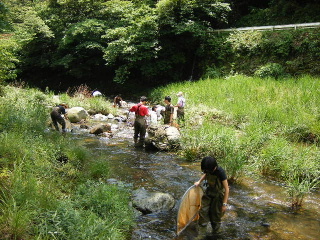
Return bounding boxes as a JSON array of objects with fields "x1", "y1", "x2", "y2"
[
  {"x1": 0, "y1": 0, "x2": 319, "y2": 236},
  {"x1": 0, "y1": 2, "x2": 10, "y2": 32},
  {"x1": 150, "y1": 75, "x2": 320, "y2": 208},
  {"x1": 1, "y1": 0, "x2": 231, "y2": 93},
  {"x1": 229, "y1": 0, "x2": 320, "y2": 27},
  {"x1": 0, "y1": 36, "x2": 18, "y2": 83},
  {"x1": 0, "y1": 86, "x2": 133, "y2": 239},
  {"x1": 0, "y1": 0, "x2": 319, "y2": 94},
  {"x1": 207, "y1": 28, "x2": 320, "y2": 78}
]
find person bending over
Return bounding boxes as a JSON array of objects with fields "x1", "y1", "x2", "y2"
[{"x1": 194, "y1": 156, "x2": 229, "y2": 236}]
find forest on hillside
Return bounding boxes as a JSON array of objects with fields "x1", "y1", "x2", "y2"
[{"x1": 1, "y1": 0, "x2": 320, "y2": 94}]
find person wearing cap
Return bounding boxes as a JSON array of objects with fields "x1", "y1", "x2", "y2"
[
  {"x1": 194, "y1": 156, "x2": 229, "y2": 236},
  {"x1": 92, "y1": 90, "x2": 102, "y2": 97},
  {"x1": 175, "y1": 91, "x2": 185, "y2": 126},
  {"x1": 50, "y1": 103, "x2": 68, "y2": 132},
  {"x1": 163, "y1": 96, "x2": 174, "y2": 125},
  {"x1": 129, "y1": 96, "x2": 150, "y2": 147}
]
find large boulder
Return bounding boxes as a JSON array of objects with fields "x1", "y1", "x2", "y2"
[
  {"x1": 132, "y1": 188, "x2": 175, "y2": 214},
  {"x1": 67, "y1": 107, "x2": 89, "y2": 123},
  {"x1": 89, "y1": 123, "x2": 111, "y2": 135},
  {"x1": 165, "y1": 126, "x2": 180, "y2": 142},
  {"x1": 92, "y1": 113, "x2": 109, "y2": 121},
  {"x1": 145, "y1": 125, "x2": 181, "y2": 151}
]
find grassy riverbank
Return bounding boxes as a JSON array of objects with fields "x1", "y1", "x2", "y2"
[
  {"x1": 0, "y1": 85, "x2": 134, "y2": 239},
  {"x1": 150, "y1": 75, "x2": 320, "y2": 208}
]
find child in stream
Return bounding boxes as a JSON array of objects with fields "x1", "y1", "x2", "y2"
[{"x1": 194, "y1": 156, "x2": 229, "y2": 236}]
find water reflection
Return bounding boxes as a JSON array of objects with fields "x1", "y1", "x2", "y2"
[{"x1": 73, "y1": 127, "x2": 320, "y2": 240}]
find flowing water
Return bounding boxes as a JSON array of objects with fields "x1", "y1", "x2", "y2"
[{"x1": 71, "y1": 120, "x2": 319, "y2": 240}]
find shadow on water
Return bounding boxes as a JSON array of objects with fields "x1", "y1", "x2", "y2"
[{"x1": 72, "y1": 125, "x2": 320, "y2": 240}]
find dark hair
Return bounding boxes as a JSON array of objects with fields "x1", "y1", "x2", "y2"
[
  {"x1": 164, "y1": 96, "x2": 171, "y2": 102},
  {"x1": 201, "y1": 156, "x2": 218, "y2": 174},
  {"x1": 152, "y1": 106, "x2": 157, "y2": 111},
  {"x1": 140, "y1": 96, "x2": 147, "y2": 102},
  {"x1": 59, "y1": 103, "x2": 68, "y2": 109}
]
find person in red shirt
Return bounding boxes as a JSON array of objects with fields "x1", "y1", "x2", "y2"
[{"x1": 129, "y1": 96, "x2": 150, "y2": 147}]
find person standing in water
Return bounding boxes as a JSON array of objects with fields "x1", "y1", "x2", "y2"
[
  {"x1": 129, "y1": 96, "x2": 150, "y2": 147},
  {"x1": 194, "y1": 156, "x2": 229, "y2": 236}
]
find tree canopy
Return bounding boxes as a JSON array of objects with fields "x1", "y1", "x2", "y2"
[{"x1": 1, "y1": 0, "x2": 319, "y2": 93}]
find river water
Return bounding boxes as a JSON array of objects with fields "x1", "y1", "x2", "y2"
[{"x1": 72, "y1": 120, "x2": 320, "y2": 240}]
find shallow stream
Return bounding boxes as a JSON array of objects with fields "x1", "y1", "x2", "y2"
[{"x1": 71, "y1": 120, "x2": 319, "y2": 240}]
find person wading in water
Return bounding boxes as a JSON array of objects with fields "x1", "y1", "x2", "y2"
[
  {"x1": 194, "y1": 156, "x2": 229, "y2": 237},
  {"x1": 129, "y1": 96, "x2": 150, "y2": 147}
]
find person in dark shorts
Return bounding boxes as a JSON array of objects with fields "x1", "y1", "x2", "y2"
[
  {"x1": 51, "y1": 104, "x2": 68, "y2": 132},
  {"x1": 194, "y1": 156, "x2": 229, "y2": 236}
]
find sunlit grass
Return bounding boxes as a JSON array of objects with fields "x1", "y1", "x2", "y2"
[
  {"x1": 151, "y1": 75, "x2": 320, "y2": 207},
  {"x1": 0, "y1": 85, "x2": 134, "y2": 239}
]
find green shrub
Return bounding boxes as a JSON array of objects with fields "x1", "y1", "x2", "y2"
[
  {"x1": 226, "y1": 30, "x2": 263, "y2": 55},
  {"x1": 254, "y1": 63, "x2": 286, "y2": 79},
  {"x1": 209, "y1": 28, "x2": 320, "y2": 77},
  {"x1": 0, "y1": 37, "x2": 19, "y2": 83},
  {"x1": 203, "y1": 66, "x2": 223, "y2": 79}
]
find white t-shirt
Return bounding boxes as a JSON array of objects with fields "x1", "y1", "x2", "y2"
[
  {"x1": 177, "y1": 96, "x2": 185, "y2": 107},
  {"x1": 150, "y1": 111, "x2": 158, "y2": 126}
]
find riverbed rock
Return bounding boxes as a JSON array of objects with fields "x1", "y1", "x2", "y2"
[
  {"x1": 121, "y1": 100, "x2": 128, "y2": 108},
  {"x1": 107, "y1": 113, "x2": 114, "y2": 119},
  {"x1": 89, "y1": 123, "x2": 112, "y2": 135},
  {"x1": 92, "y1": 113, "x2": 109, "y2": 121},
  {"x1": 67, "y1": 107, "x2": 89, "y2": 123},
  {"x1": 132, "y1": 188, "x2": 175, "y2": 214},
  {"x1": 145, "y1": 125, "x2": 181, "y2": 151},
  {"x1": 114, "y1": 115, "x2": 127, "y2": 122}
]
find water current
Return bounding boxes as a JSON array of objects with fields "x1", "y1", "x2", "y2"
[{"x1": 71, "y1": 120, "x2": 319, "y2": 240}]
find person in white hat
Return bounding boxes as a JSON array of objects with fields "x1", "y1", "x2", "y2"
[
  {"x1": 92, "y1": 90, "x2": 102, "y2": 97},
  {"x1": 175, "y1": 91, "x2": 185, "y2": 126}
]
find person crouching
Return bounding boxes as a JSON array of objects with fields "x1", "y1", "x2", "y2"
[{"x1": 51, "y1": 104, "x2": 68, "y2": 132}]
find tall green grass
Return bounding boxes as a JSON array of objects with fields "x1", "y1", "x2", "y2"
[
  {"x1": 151, "y1": 75, "x2": 320, "y2": 207},
  {"x1": 0, "y1": 86, "x2": 134, "y2": 239}
]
